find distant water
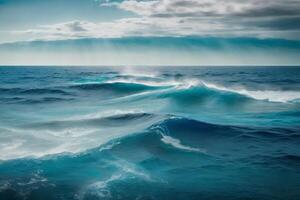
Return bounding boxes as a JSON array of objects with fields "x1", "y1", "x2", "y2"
[{"x1": 0, "y1": 66, "x2": 300, "y2": 200}]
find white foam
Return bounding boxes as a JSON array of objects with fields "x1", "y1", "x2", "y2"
[
  {"x1": 83, "y1": 174, "x2": 122, "y2": 199},
  {"x1": 106, "y1": 78, "x2": 179, "y2": 87},
  {"x1": 98, "y1": 141, "x2": 121, "y2": 152},
  {"x1": 0, "y1": 113, "x2": 164, "y2": 160},
  {"x1": 17, "y1": 172, "x2": 47, "y2": 186},
  {"x1": 110, "y1": 159, "x2": 152, "y2": 181},
  {"x1": 0, "y1": 182, "x2": 10, "y2": 192},
  {"x1": 89, "y1": 174, "x2": 122, "y2": 190},
  {"x1": 174, "y1": 79, "x2": 200, "y2": 89},
  {"x1": 201, "y1": 81, "x2": 300, "y2": 103},
  {"x1": 68, "y1": 109, "x2": 144, "y2": 121},
  {"x1": 119, "y1": 67, "x2": 158, "y2": 78},
  {"x1": 238, "y1": 90, "x2": 300, "y2": 103},
  {"x1": 161, "y1": 135, "x2": 206, "y2": 153}
]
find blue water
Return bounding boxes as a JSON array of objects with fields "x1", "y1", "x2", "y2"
[{"x1": 0, "y1": 66, "x2": 300, "y2": 200}]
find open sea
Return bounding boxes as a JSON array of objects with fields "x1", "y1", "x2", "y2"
[{"x1": 0, "y1": 66, "x2": 300, "y2": 200}]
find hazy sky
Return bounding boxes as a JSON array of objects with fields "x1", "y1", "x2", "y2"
[{"x1": 0, "y1": 0, "x2": 300, "y2": 65}]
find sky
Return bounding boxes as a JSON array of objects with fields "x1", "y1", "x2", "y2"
[{"x1": 0, "y1": 0, "x2": 300, "y2": 65}]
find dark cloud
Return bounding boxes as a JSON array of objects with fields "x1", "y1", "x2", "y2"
[
  {"x1": 66, "y1": 21, "x2": 88, "y2": 32},
  {"x1": 111, "y1": 0, "x2": 300, "y2": 37},
  {"x1": 246, "y1": 16, "x2": 300, "y2": 30},
  {"x1": 234, "y1": 3, "x2": 300, "y2": 18}
]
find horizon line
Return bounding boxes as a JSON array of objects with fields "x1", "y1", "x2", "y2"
[{"x1": 1, "y1": 65, "x2": 300, "y2": 68}]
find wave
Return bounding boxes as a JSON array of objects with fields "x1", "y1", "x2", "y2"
[
  {"x1": 0, "y1": 97, "x2": 74, "y2": 104},
  {"x1": 89, "y1": 116, "x2": 299, "y2": 158},
  {"x1": 70, "y1": 82, "x2": 162, "y2": 95},
  {"x1": 23, "y1": 97, "x2": 75, "y2": 104},
  {"x1": 200, "y1": 81, "x2": 300, "y2": 103},
  {"x1": 116, "y1": 77, "x2": 300, "y2": 103},
  {"x1": 20, "y1": 88, "x2": 71, "y2": 95},
  {"x1": 0, "y1": 112, "x2": 164, "y2": 160},
  {"x1": 164, "y1": 79, "x2": 300, "y2": 103},
  {"x1": 277, "y1": 155, "x2": 300, "y2": 162},
  {"x1": 0, "y1": 87, "x2": 71, "y2": 96},
  {"x1": 0, "y1": 87, "x2": 74, "y2": 104},
  {"x1": 25, "y1": 112, "x2": 157, "y2": 130},
  {"x1": 159, "y1": 85, "x2": 250, "y2": 107},
  {"x1": 1, "y1": 111, "x2": 299, "y2": 161},
  {"x1": 0, "y1": 87, "x2": 23, "y2": 94},
  {"x1": 83, "y1": 78, "x2": 300, "y2": 104},
  {"x1": 2, "y1": 79, "x2": 299, "y2": 106},
  {"x1": 1, "y1": 115, "x2": 299, "y2": 200}
]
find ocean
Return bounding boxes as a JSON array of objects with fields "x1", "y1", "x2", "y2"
[{"x1": 0, "y1": 66, "x2": 300, "y2": 200}]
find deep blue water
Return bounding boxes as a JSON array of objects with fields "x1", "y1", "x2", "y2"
[{"x1": 0, "y1": 66, "x2": 300, "y2": 200}]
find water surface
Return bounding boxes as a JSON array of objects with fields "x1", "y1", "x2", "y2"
[{"x1": 0, "y1": 66, "x2": 300, "y2": 200}]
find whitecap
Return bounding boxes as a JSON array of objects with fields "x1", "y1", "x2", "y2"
[{"x1": 201, "y1": 80, "x2": 300, "y2": 103}]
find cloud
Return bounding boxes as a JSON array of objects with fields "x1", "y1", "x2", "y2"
[
  {"x1": 113, "y1": 0, "x2": 300, "y2": 18},
  {"x1": 13, "y1": 18, "x2": 241, "y2": 41},
  {"x1": 116, "y1": 0, "x2": 249, "y2": 17},
  {"x1": 8, "y1": 0, "x2": 300, "y2": 42},
  {"x1": 102, "y1": 0, "x2": 300, "y2": 38},
  {"x1": 15, "y1": 20, "x2": 136, "y2": 40}
]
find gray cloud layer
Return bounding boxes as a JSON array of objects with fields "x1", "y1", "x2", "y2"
[
  {"x1": 105, "y1": 0, "x2": 300, "y2": 39},
  {"x1": 6, "y1": 0, "x2": 300, "y2": 42}
]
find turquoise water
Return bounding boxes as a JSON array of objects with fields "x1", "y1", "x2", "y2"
[{"x1": 0, "y1": 66, "x2": 300, "y2": 200}]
